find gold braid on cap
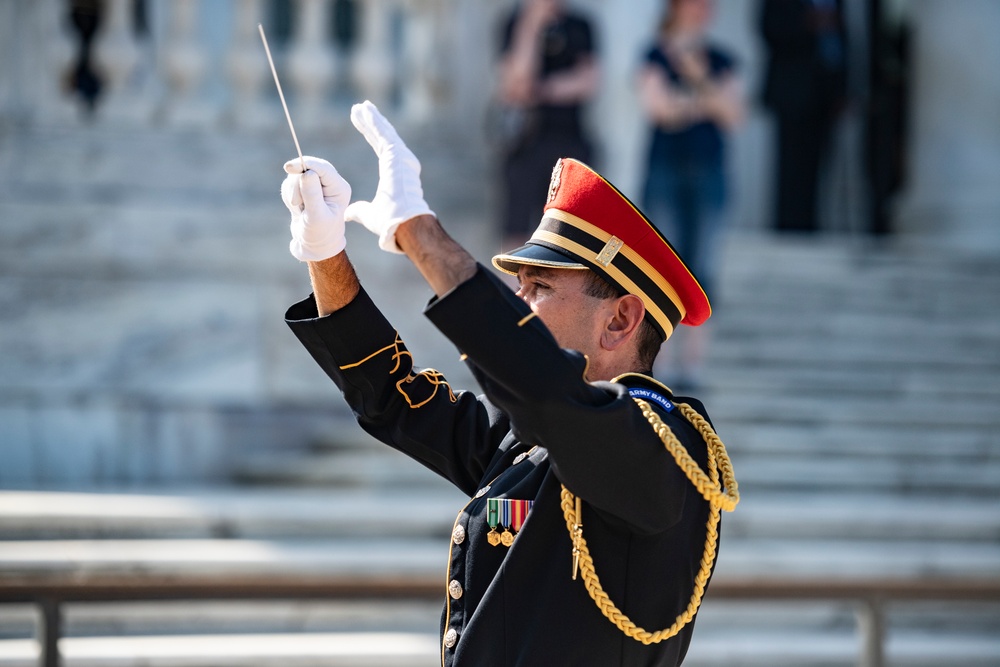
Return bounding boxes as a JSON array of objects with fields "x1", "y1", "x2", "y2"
[{"x1": 560, "y1": 398, "x2": 739, "y2": 644}]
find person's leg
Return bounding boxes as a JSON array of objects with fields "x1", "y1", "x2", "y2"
[
  {"x1": 661, "y1": 170, "x2": 712, "y2": 390},
  {"x1": 688, "y1": 164, "x2": 728, "y2": 301},
  {"x1": 672, "y1": 165, "x2": 727, "y2": 391},
  {"x1": 501, "y1": 150, "x2": 535, "y2": 250},
  {"x1": 643, "y1": 164, "x2": 687, "y2": 384},
  {"x1": 774, "y1": 112, "x2": 822, "y2": 231}
]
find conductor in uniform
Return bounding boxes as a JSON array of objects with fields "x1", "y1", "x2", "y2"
[{"x1": 281, "y1": 102, "x2": 738, "y2": 666}]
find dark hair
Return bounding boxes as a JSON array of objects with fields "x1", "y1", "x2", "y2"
[{"x1": 581, "y1": 271, "x2": 663, "y2": 372}]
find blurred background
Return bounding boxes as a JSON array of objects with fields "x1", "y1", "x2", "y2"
[{"x1": 0, "y1": 0, "x2": 998, "y2": 665}]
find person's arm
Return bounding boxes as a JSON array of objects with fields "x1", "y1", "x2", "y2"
[
  {"x1": 278, "y1": 131, "x2": 499, "y2": 494},
  {"x1": 423, "y1": 267, "x2": 702, "y2": 534},
  {"x1": 638, "y1": 63, "x2": 701, "y2": 129},
  {"x1": 394, "y1": 214, "x2": 477, "y2": 298},
  {"x1": 307, "y1": 253, "x2": 360, "y2": 317},
  {"x1": 538, "y1": 55, "x2": 599, "y2": 105},
  {"x1": 344, "y1": 102, "x2": 479, "y2": 298},
  {"x1": 344, "y1": 102, "x2": 697, "y2": 532},
  {"x1": 638, "y1": 54, "x2": 745, "y2": 131},
  {"x1": 497, "y1": 3, "x2": 556, "y2": 106},
  {"x1": 693, "y1": 73, "x2": 745, "y2": 130}
]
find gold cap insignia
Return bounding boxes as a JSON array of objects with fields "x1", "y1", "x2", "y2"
[
  {"x1": 595, "y1": 236, "x2": 624, "y2": 267},
  {"x1": 547, "y1": 158, "x2": 564, "y2": 203}
]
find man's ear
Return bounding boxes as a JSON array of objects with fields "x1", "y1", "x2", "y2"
[{"x1": 601, "y1": 294, "x2": 646, "y2": 351}]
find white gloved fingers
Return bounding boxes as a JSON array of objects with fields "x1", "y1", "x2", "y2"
[
  {"x1": 350, "y1": 102, "x2": 421, "y2": 176},
  {"x1": 280, "y1": 156, "x2": 350, "y2": 263},
  {"x1": 298, "y1": 171, "x2": 328, "y2": 218},
  {"x1": 283, "y1": 155, "x2": 333, "y2": 175},
  {"x1": 345, "y1": 199, "x2": 404, "y2": 254},
  {"x1": 280, "y1": 173, "x2": 303, "y2": 213},
  {"x1": 346, "y1": 102, "x2": 433, "y2": 254},
  {"x1": 344, "y1": 200, "x2": 375, "y2": 228},
  {"x1": 288, "y1": 171, "x2": 347, "y2": 261},
  {"x1": 312, "y1": 164, "x2": 352, "y2": 211},
  {"x1": 350, "y1": 101, "x2": 402, "y2": 156},
  {"x1": 283, "y1": 156, "x2": 352, "y2": 214}
]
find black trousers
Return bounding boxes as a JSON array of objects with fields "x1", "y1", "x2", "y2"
[
  {"x1": 501, "y1": 130, "x2": 592, "y2": 241},
  {"x1": 772, "y1": 108, "x2": 836, "y2": 232}
]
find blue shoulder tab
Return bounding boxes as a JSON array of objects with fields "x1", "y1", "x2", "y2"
[{"x1": 628, "y1": 387, "x2": 674, "y2": 413}]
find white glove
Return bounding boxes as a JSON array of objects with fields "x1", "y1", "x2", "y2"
[
  {"x1": 280, "y1": 156, "x2": 352, "y2": 262},
  {"x1": 345, "y1": 100, "x2": 435, "y2": 253}
]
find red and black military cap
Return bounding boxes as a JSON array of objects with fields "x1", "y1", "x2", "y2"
[{"x1": 492, "y1": 158, "x2": 711, "y2": 341}]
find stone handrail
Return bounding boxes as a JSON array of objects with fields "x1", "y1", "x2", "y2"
[
  {"x1": 1, "y1": 0, "x2": 450, "y2": 130},
  {"x1": 3, "y1": 571, "x2": 999, "y2": 667}
]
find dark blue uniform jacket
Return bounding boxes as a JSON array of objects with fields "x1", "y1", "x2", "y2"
[{"x1": 286, "y1": 266, "x2": 718, "y2": 666}]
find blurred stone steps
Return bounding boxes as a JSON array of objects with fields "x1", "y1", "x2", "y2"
[
  {"x1": 2, "y1": 118, "x2": 1000, "y2": 665},
  {"x1": 0, "y1": 632, "x2": 441, "y2": 667},
  {"x1": 1, "y1": 624, "x2": 998, "y2": 667},
  {"x1": 233, "y1": 444, "x2": 1000, "y2": 495},
  {"x1": 0, "y1": 488, "x2": 463, "y2": 541},
  {"x1": 0, "y1": 124, "x2": 489, "y2": 487},
  {"x1": 2, "y1": 537, "x2": 997, "y2": 582},
  {"x1": 4, "y1": 485, "x2": 999, "y2": 544}
]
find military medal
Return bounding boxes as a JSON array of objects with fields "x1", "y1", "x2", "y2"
[
  {"x1": 511, "y1": 499, "x2": 527, "y2": 538},
  {"x1": 487, "y1": 497, "x2": 536, "y2": 547},
  {"x1": 486, "y1": 498, "x2": 501, "y2": 547},
  {"x1": 499, "y1": 499, "x2": 514, "y2": 547}
]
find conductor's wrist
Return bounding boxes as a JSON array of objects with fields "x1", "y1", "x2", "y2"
[{"x1": 395, "y1": 214, "x2": 441, "y2": 255}]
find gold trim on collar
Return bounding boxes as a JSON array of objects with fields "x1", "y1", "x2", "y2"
[{"x1": 612, "y1": 372, "x2": 675, "y2": 396}]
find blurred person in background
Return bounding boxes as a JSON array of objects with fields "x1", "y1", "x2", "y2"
[
  {"x1": 637, "y1": 0, "x2": 745, "y2": 390},
  {"x1": 759, "y1": 0, "x2": 847, "y2": 232},
  {"x1": 492, "y1": 0, "x2": 600, "y2": 250}
]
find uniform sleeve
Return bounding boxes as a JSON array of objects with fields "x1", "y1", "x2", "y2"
[
  {"x1": 425, "y1": 266, "x2": 704, "y2": 534},
  {"x1": 285, "y1": 287, "x2": 506, "y2": 497}
]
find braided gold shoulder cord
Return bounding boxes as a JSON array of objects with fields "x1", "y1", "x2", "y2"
[{"x1": 560, "y1": 398, "x2": 739, "y2": 644}]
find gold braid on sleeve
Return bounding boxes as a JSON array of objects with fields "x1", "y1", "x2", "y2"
[{"x1": 559, "y1": 398, "x2": 739, "y2": 644}]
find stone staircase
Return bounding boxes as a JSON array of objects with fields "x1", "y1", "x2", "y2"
[{"x1": 2, "y1": 121, "x2": 1000, "y2": 664}]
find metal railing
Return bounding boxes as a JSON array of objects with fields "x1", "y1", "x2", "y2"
[{"x1": 3, "y1": 572, "x2": 999, "y2": 667}]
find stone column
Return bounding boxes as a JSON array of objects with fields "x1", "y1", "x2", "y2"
[
  {"x1": 287, "y1": 0, "x2": 337, "y2": 128},
  {"x1": 353, "y1": 0, "x2": 394, "y2": 108},
  {"x1": 161, "y1": 0, "x2": 212, "y2": 126},
  {"x1": 400, "y1": 0, "x2": 439, "y2": 124},
  {"x1": 226, "y1": 0, "x2": 272, "y2": 129},
  {"x1": 28, "y1": 0, "x2": 78, "y2": 124},
  {"x1": 895, "y1": 0, "x2": 1000, "y2": 252},
  {"x1": 93, "y1": 0, "x2": 146, "y2": 124}
]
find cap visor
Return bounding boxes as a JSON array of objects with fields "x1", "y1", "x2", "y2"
[{"x1": 492, "y1": 243, "x2": 588, "y2": 276}]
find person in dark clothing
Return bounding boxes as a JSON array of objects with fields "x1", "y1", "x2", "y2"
[
  {"x1": 494, "y1": 0, "x2": 599, "y2": 249},
  {"x1": 280, "y1": 101, "x2": 738, "y2": 666},
  {"x1": 637, "y1": 0, "x2": 745, "y2": 388},
  {"x1": 759, "y1": 0, "x2": 847, "y2": 232}
]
